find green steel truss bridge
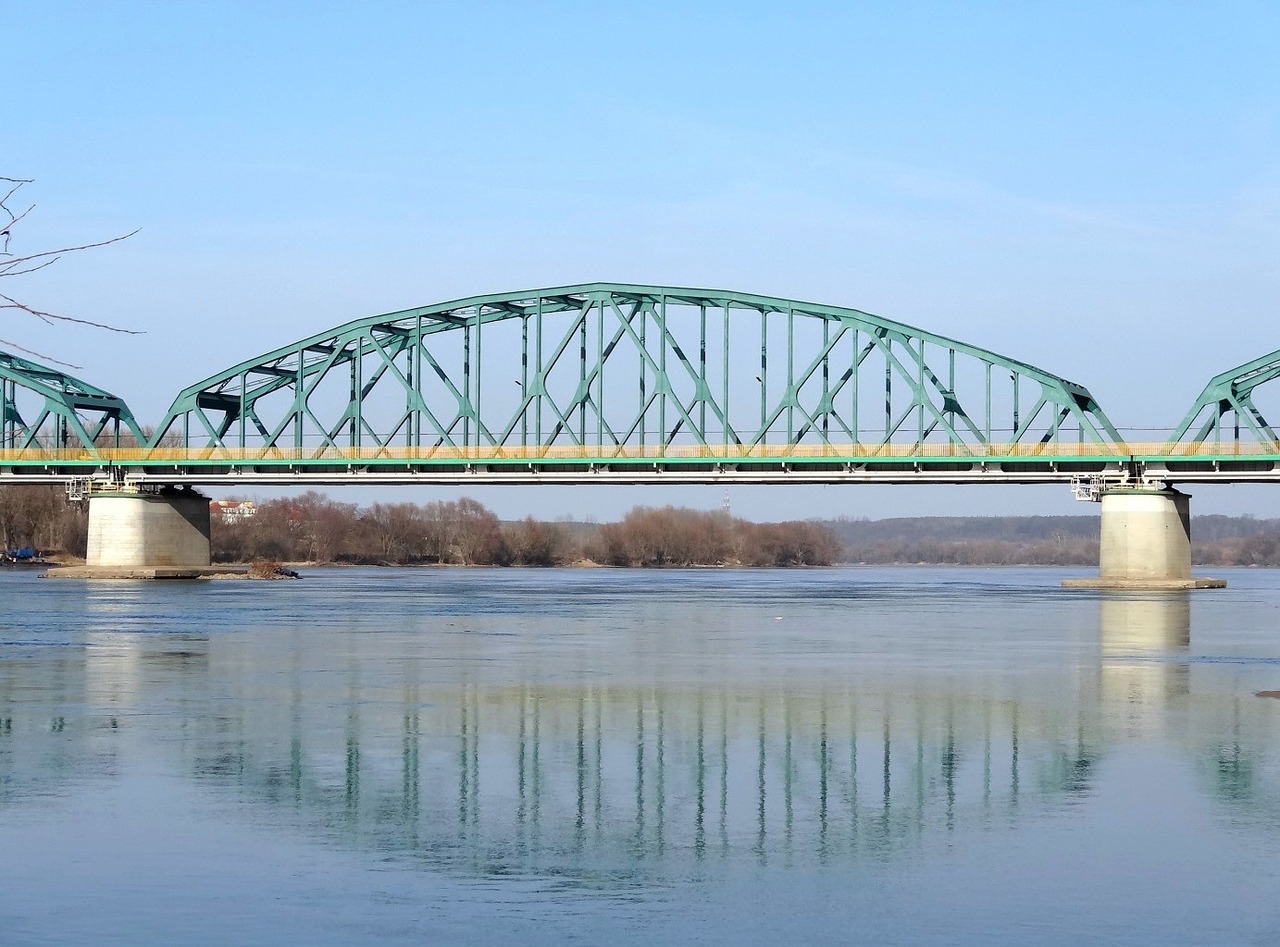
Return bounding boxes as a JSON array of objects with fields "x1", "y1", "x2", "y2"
[{"x1": 2, "y1": 283, "x2": 1278, "y2": 487}]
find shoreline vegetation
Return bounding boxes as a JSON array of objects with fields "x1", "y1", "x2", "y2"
[
  {"x1": 3, "y1": 485, "x2": 1280, "y2": 568},
  {"x1": 210, "y1": 494, "x2": 844, "y2": 568}
]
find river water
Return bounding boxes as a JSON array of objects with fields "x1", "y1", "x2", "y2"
[{"x1": 2, "y1": 565, "x2": 1279, "y2": 945}]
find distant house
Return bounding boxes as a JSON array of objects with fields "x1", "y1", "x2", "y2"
[{"x1": 210, "y1": 500, "x2": 257, "y2": 523}]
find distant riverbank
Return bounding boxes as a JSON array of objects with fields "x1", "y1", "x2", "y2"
[{"x1": 6, "y1": 483, "x2": 1280, "y2": 568}]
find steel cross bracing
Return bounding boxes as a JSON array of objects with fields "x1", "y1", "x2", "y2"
[{"x1": 2, "y1": 283, "x2": 1279, "y2": 485}]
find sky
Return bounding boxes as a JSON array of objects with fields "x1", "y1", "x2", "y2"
[{"x1": 6, "y1": 1, "x2": 1280, "y2": 521}]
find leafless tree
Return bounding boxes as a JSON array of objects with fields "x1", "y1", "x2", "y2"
[
  {"x1": 504, "y1": 516, "x2": 571, "y2": 566},
  {"x1": 363, "y1": 501, "x2": 428, "y2": 562},
  {"x1": 0, "y1": 484, "x2": 86, "y2": 554},
  {"x1": 1, "y1": 176, "x2": 140, "y2": 360}
]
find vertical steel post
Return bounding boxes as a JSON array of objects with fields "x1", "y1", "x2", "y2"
[
  {"x1": 474, "y1": 305, "x2": 482, "y2": 447},
  {"x1": 984, "y1": 362, "x2": 992, "y2": 444},
  {"x1": 1011, "y1": 372, "x2": 1020, "y2": 444},
  {"x1": 463, "y1": 321, "x2": 472, "y2": 448},
  {"x1": 759, "y1": 310, "x2": 768, "y2": 439},
  {"x1": 639, "y1": 303, "x2": 647, "y2": 449},
  {"x1": 354, "y1": 343, "x2": 363, "y2": 451},
  {"x1": 414, "y1": 314, "x2": 423, "y2": 450},
  {"x1": 408, "y1": 332, "x2": 417, "y2": 449},
  {"x1": 521, "y1": 315, "x2": 529, "y2": 448},
  {"x1": 917, "y1": 339, "x2": 925, "y2": 444},
  {"x1": 596, "y1": 295, "x2": 605, "y2": 448},
  {"x1": 947, "y1": 349, "x2": 955, "y2": 442},
  {"x1": 348, "y1": 358, "x2": 358, "y2": 450},
  {"x1": 295, "y1": 358, "x2": 304, "y2": 453},
  {"x1": 884, "y1": 362, "x2": 892, "y2": 442},
  {"x1": 722, "y1": 304, "x2": 730, "y2": 448},
  {"x1": 535, "y1": 299, "x2": 543, "y2": 447},
  {"x1": 659, "y1": 298, "x2": 667, "y2": 448},
  {"x1": 579, "y1": 302, "x2": 588, "y2": 445},
  {"x1": 787, "y1": 308, "x2": 795, "y2": 443},
  {"x1": 821, "y1": 319, "x2": 830, "y2": 443},
  {"x1": 699, "y1": 303, "x2": 707, "y2": 442},
  {"x1": 851, "y1": 327, "x2": 859, "y2": 444}
]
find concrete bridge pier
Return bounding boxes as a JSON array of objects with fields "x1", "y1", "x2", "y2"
[
  {"x1": 66, "y1": 487, "x2": 223, "y2": 579},
  {"x1": 1063, "y1": 487, "x2": 1225, "y2": 590}
]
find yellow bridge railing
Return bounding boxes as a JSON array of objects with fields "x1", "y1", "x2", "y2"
[{"x1": 2, "y1": 441, "x2": 1279, "y2": 464}]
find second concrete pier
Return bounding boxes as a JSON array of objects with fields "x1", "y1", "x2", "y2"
[{"x1": 1063, "y1": 487, "x2": 1225, "y2": 590}]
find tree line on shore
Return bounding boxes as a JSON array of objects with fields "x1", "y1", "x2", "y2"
[
  {"x1": 0, "y1": 485, "x2": 840, "y2": 567},
  {"x1": 209, "y1": 492, "x2": 843, "y2": 567},
  {"x1": 6, "y1": 483, "x2": 1280, "y2": 567},
  {"x1": 826, "y1": 513, "x2": 1280, "y2": 566}
]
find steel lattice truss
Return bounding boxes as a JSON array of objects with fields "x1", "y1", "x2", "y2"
[
  {"x1": 0, "y1": 349, "x2": 145, "y2": 451},
  {"x1": 151, "y1": 283, "x2": 1120, "y2": 463},
  {"x1": 1168, "y1": 349, "x2": 1280, "y2": 447}
]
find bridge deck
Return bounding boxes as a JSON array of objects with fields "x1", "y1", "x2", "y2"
[{"x1": 2, "y1": 443, "x2": 1277, "y2": 485}]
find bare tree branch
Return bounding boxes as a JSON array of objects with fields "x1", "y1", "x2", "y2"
[
  {"x1": 0, "y1": 291, "x2": 142, "y2": 333},
  {"x1": 0, "y1": 257, "x2": 62, "y2": 279},
  {"x1": 0, "y1": 334, "x2": 83, "y2": 368},
  {"x1": 0, "y1": 177, "x2": 141, "y2": 353},
  {"x1": 0, "y1": 230, "x2": 140, "y2": 275},
  {"x1": 0, "y1": 176, "x2": 34, "y2": 222}
]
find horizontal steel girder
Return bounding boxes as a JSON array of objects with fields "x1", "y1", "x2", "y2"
[
  {"x1": 9, "y1": 457, "x2": 1280, "y2": 485},
  {"x1": 6, "y1": 440, "x2": 1280, "y2": 485}
]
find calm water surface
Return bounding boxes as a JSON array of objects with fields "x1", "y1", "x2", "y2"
[{"x1": 2, "y1": 566, "x2": 1279, "y2": 945}]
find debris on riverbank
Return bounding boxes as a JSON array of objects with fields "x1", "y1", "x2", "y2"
[
  {"x1": 39, "y1": 559, "x2": 300, "y2": 581},
  {"x1": 248, "y1": 560, "x2": 301, "y2": 579}
]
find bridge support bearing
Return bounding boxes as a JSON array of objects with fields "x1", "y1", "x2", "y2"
[
  {"x1": 71, "y1": 489, "x2": 218, "y2": 578},
  {"x1": 1063, "y1": 488, "x2": 1225, "y2": 590}
]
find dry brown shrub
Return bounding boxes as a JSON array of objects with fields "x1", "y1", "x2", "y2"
[{"x1": 248, "y1": 558, "x2": 283, "y2": 578}]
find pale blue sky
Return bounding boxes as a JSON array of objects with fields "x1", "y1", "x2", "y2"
[{"x1": 7, "y1": 1, "x2": 1280, "y2": 519}]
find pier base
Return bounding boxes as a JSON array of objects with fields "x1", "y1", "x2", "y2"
[
  {"x1": 1062, "y1": 487, "x2": 1225, "y2": 590},
  {"x1": 55, "y1": 489, "x2": 220, "y2": 579}
]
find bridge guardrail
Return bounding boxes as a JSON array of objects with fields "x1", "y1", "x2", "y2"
[{"x1": 3, "y1": 441, "x2": 1278, "y2": 465}]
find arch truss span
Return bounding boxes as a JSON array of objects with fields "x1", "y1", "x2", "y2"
[
  {"x1": 147, "y1": 283, "x2": 1122, "y2": 477},
  {"x1": 0, "y1": 348, "x2": 145, "y2": 455}
]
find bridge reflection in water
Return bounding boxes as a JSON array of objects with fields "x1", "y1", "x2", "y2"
[
  {"x1": 6, "y1": 579, "x2": 1278, "y2": 883},
  {"x1": 113, "y1": 605, "x2": 1186, "y2": 874},
  {"x1": 176, "y1": 685, "x2": 1093, "y2": 872}
]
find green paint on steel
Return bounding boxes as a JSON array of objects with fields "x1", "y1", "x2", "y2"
[
  {"x1": 0, "y1": 348, "x2": 145, "y2": 452},
  {"x1": 1170, "y1": 349, "x2": 1280, "y2": 446},
  {"x1": 150, "y1": 283, "x2": 1122, "y2": 457}
]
